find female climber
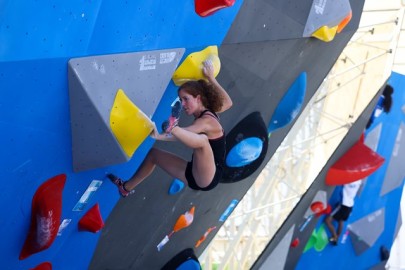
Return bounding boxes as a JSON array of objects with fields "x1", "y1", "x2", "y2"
[{"x1": 108, "y1": 60, "x2": 233, "y2": 196}]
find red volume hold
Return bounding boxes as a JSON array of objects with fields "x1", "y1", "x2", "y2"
[
  {"x1": 20, "y1": 174, "x2": 66, "y2": 260},
  {"x1": 78, "y1": 203, "x2": 104, "y2": 233}
]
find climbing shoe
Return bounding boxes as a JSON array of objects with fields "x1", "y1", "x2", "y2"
[{"x1": 107, "y1": 173, "x2": 134, "y2": 197}]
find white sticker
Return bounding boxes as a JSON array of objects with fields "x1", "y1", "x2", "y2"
[
  {"x1": 157, "y1": 235, "x2": 170, "y2": 251},
  {"x1": 140, "y1": 55, "x2": 157, "y2": 71},
  {"x1": 314, "y1": 0, "x2": 327, "y2": 15},
  {"x1": 57, "y1": 219, "x2": 72, "y2": 236},
  {"x1": 73, "y1": 180, "x2": 103, "y2": 211},
  {"x1": 159, "y1": 52, "x2": 176, "y2": 64}
]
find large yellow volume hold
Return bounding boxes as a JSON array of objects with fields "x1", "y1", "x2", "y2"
[
  {"x1": 172, "y1": 46, "x2": 221, "y2": 86},
  {"x1": 110, "y1": 89, "x2": 154, "y2": 157}
]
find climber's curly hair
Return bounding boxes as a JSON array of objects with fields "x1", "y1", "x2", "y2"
[{"x1": 178, "y1": 80, "x2": 223, "y2": 112}]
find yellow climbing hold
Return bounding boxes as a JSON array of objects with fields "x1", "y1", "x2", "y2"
[
  {"x1": 110, "y1": 89, "x2": 154, "y2": 157},
  {"x1": 311, "y1": 25, "x2": 338, "y2": 42},
  {"x1": 172, "y1": 46, "x2": 221, "y2": 86}
]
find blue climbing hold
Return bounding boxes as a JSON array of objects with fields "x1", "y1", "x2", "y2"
[
  {"x1": 168, "y1": 179, "x2": 185, "y2": 195},
  {"x1": 226, "y1": 137, "x2": 263, "y2": 167},
  {"x1": 268, "y1": 72, "x2": 307, "y2": 133},
  {"x1": 177, "y1": 259, "x2": 201, "y2": 270}
]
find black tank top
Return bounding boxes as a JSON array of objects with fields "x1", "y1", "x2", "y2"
[{"x1": 198, "y1": 110, "x2": 226, "y2": 169}]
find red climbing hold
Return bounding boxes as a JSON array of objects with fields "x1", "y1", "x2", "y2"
[
  {"x1": 78, "y1": 203, "x2": 105, "y2": 233},
  {"x1": 20, "y1": 174, "x2": 66, "y2": 260},
  {"x1": 326, "y1": 140, "x2": 385, "y2": 186},
  {"x1": 291, "y1": 238, "x2": 300, "y2": 248},
  {"x1": 315, "y1": 204, "x2": 332, "y2": 217},
  {"x1": 30, "y1": 262, "x2": 52, "y2": 270},
  {"x1": 195, "y1": 0, "x2": 235, "y2": 17},
  {"x1": 310, "y1": 201, "x2": 325, "y2": 214}
]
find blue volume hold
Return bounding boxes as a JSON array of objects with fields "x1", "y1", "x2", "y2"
[
  {"x1": 226, "y1": 137, "x2": 263, "y2": 167},
  {"x1": 268, "y1": 72, "x2": 307, "y2": 133}
]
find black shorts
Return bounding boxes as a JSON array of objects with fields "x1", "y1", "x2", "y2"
[
  {"x1": 332, "y1": 204, "x2": 353, "y2": 221},
  {"x1": 185, "y1": 161, "x2": 221, "y2": 191}
]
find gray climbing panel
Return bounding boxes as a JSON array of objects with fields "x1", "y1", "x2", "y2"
[
  {"x1": 348, "y1": 208, "x2": 385, "y2": 255},
  {"x1": 68, "y1": 48, "x2": 185, "y2": 172},
  {"x1": 303, "y1": 0, "x2": 352, "y2": 37},
  {"x1": 365, "y1": 123, "x2": 382, "y2": 151},
  {"x1": 223, "y1": 0, "x2": 314, "y2": 43},
  {"x1": 369, "y1": 261, "x2": 388, "y2": 270},
  {"x1": 224, "y1": 0, "x2": 351, "y2": 44},
  {"x1": 380, "y1": 122, "x2": 405, "y2": 196},
  {"x1": 259, "y1": 225, "x2": 295, "y2": 270},
  {"x1": 358, "y1": 123, "x2": 382, "y2": 196}
]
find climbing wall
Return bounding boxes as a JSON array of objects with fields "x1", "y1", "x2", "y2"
[
  {"x1": 90, "y1": 0, "x2": 363, "y2": 268},
  {"x1": 0, "y1": 0, "x2": 367, "y2": 269}
]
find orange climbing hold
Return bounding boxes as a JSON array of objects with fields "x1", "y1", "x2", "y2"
[
  {"x1": 337, "y1": 11, "x2": 352, "y2": 33},
  {"x1": 173, "y1": 206, "x2": 195, "y2": 232},
  {"x1": 157, "y1": 206, "x2": 197, "y2": 251},
  {"x1": 195, "y1": 0, "x2": 235, "y2": 17},
  {"x1": 195, "y1": 226, "x2": 217, "y2": 248},
  {"x1": 78, "y1": 203, "x2": 105, "y2": 233}
]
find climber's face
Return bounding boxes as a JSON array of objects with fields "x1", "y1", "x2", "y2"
[{"x1": 179, "y1": 89, "x2": 202, "y2": 116}]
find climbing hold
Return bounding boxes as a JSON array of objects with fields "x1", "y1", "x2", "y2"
[
  {"x1": 194, "y1": 0, "x2": 236, "y2": 17},
  {"x1": 20, "y1": 174, "x2": 66, "y2": 260},
  {"x1": 174, "y1": 206, "x2": 195, "y2": 232},
  {"x1": 291, "y1": 238, "x2": 300, "y2": 248},
  {"x1": 78, "y1": 203, "x2": 105, "y2": 233},
  {"x1": 222, "y1": 112, "x2": 268, "y2": 183},
  {"x1": 68, "y1": 48, "x2": 185, "y2": 172},
  {"x1": 195, "y1": 226, "x2": 217, "y2": 248},
  {"x1": 311, "y1": 25, "x2": 338, "y2": 42},
  {"x1": 172, "y1": 46, "x2": 220, "y2": 86},
  {"x1": 326, "y1": 140, "x2": 385, "y2": 185},
  {"x1": 268, "y1": 72, "x2": 307, "y2": 133},
  {"x1": 30, "y1": 262, "x2": 52, "y2": 270},
  {"x1": 337, "y1": 11, "x2": 352, "y2": 33},
  {"x1": 304, "y1": 225, "x2": 329, "y2": 252},
  {"x1": 110, "y1": 89, "x2": 154, "y2": 157},
  {"x1": 313, "y1": 225, "x2": 329, "y2": 252},
  {"x1": 310, "y1": 201, "x2": 325, "y2": 215},
  {"x1": 315, "y1": 204, "x2": 332, "y2": 217},
  {"x1": 226, "y1": 137, "x2": 263, "y2": 167},
  {"x1": 219, "y1": 199, "x2": 239, "y2": 222},
  {"x1": 157, "y1": 207, "x2": 196, "y2": 251},
  {"x1": 162, "y1": 248, "x2": 201, "y2": 270},
  {"x1": 168, "y1": 179, "x2": 185, "y2": 195}
]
